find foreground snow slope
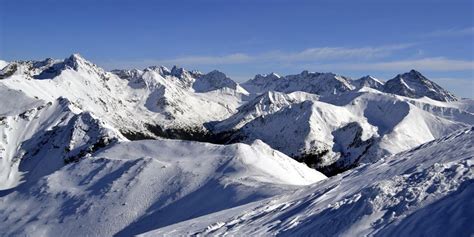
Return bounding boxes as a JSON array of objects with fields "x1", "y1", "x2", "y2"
[
  {"x1": 147, "y1": 127, "x2": 474, "y2": 236},
  {"x1": 0, "y1": 139, "x2": 325, "y2": 236}
]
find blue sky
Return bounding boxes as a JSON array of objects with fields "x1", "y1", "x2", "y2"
[{"x1": 1, "y1": 0, "x2": 473, "y2": 97}]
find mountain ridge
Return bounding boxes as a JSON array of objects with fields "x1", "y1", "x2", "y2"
[{"x1": 0, "y1": 54, "x2": 471, "y2": 177}]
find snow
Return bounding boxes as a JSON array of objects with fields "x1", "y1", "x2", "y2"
[
  {"x1": 193, "y1": 70, "x2": 248, "y2": 94},
  {"x1": 0, "y1": 98, "x2": 120, "y2": 189},
  {"x1": 0, "y1": 60, "x2": 8, "y2": 70},
  {"x1": 0, "y1": 55, "x2": 246, "y2": 139},
  {"x1": 0, "y1": 139, "x2": 325, "y2": 236},
  {"x1": 0, "y1": 84, "x2": 44, "y2": 116},
  {"x1": 0, "y1": 54, "x2": 472, "y2": 236},
  {"x1": 353, "y1": 75, "x2": 385, "y2": 90},
  {"x1": 242, "y1": 70, "x2": 355, "y2": 96},
  {"x1": 212, "y1": 89, "x2": 471, "y2": 172},
  {"x1": 144, "y1": 127, "x2": 474, "y2": 236}
]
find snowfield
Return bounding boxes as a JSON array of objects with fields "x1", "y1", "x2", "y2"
[
  {"x1": 0, "y1": 139, "x2": 324, "y2": 236},
  {"x1": 0, "y1": 54, "x2": 472, "y2": 236},
  {"x1": 145, "y1": 127, "x2": 474, "y2": 236}
]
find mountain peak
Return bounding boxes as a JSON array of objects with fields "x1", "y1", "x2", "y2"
[
  {"x1": 69, "y1": 53, "x2": 84, "y2": 60},
  {"x1": 193, "y1": 70, "x2": 238, "y2": 92},
  {"x1": 63, "y1": 53, "x2": 94, "y2": 71},
  {"x1": 170, "y1": 65, "x2": 185, "y2": 75},
  {"x1": 269, "y1": 72, "x2": 281, "y2": 78},
  {"x1": 145, "y1": 65, "x2": 171, "y2": 76},
  {"x1": 253, "y1": 72, "x2": 282, "y2": 81},
  {"x1": 384, "y1": 70, "x2": 457, "y2": 102},
  {"x1": 354, "y1": 75, "x2": 385, "y2": 90}
]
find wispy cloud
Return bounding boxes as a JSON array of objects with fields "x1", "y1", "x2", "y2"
[
  {"x1": 100, "y1": 44, "x2": 472, "y2": 74},
  {"x1": 305, "y1": 57, "x2": 474, "y2": 72},
  {"x1": 156, "y1": 44, "x2": 414, "y2": 66},
  {"x1": 100, "y1": 43, "x2": 414, "y2": 69},
  {"x1": 423, "y1": 27, "x2": 474, "y2": 37},
  {"x1": 159, "y1": 53, "x2": 252, "y2": 65}
]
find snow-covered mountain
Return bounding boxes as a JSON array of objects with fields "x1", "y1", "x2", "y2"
[
  {"x1": 144, "y1": 126, "x2": 474, "y2": 236},
  {"x1": 383, "y1": 69, "x2": 458, "y2": 102},
  {"x1": 1, "y1": 54, "x2": 472, "y2": 177},
  {"x1": 242, "y1": 70, "x2": 355, "y2": 96},
  {"x1": 0, "y1": 53, "x2": 472, "y2": 236},
  {"x1": 0, "y1": 86, "x2": 121, "y2": 189},
  {"x1": 210, "y1": 88, "x2": 473, "y2": 175},
  {"x1": 0, "y1": 54, "x2": 246, "y2": 141},
  {"x1": 353, "y1": 75, "x2": 385, "y2": 90},
  {"x1": 193, "y1": 70, "x2": 247, "y2": 93}
]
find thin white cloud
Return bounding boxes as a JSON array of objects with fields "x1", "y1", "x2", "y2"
[
  {"x1": 159, "y1": 53, "x2": 252, "y2": 65},
  {"x1": 152, "y1": 43, "x2": 414, "y2": 66},
  {"x1": 100, "y1": 44, "x2": 472, "y2": 74},
  {"x1": 423, "y1": 27, "x2": 474, "y2": 37},
  {"x1": 275, "y1": 44, "x2": 414, "y2": 62},
  {"x1": 306, "y1": 57, "x2": 474, "y2": 72}
]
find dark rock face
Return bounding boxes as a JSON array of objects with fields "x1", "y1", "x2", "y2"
[
  {"x1": 353, "y1": 75, "x2": 385, "y2": 90},
  {"x1": 383, "y1": 70, "x2": 457, "y2": 102},
  {"x1": 193, "y1": 70, "x2": 238, "y2": 92}
]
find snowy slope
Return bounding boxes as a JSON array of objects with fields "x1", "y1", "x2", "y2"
[
  {"x1": 353, "y1": 75, "x2": 385, "y2": 90},
  {"x1": 1, "y1": 54, "x2": 470, "y2": 176},
  {"x1": 0, "y1": 53, "x2": 472, "y2": 236},
  {"x1": 0, "y1": 97, "x2": 120, "y2": 189},
  {"x1": 145, "y1": 127, "x2": 474, "y2": 236},
  {"x1": 0, "y1": 139, "x2": 325, "y2": 236},
  {"x1": 0, "y1": 60, "x2": 8, "y2": 70},
  {"x1": 212, "y1": 89, "x2": 471, "y2": 174},
  {"x1": 0, "y1": 54, "x2": 246, "y2": 140}
]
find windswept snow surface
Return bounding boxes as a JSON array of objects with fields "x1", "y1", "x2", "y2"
[
  {"x1": 145, "y1": 127, "x2": 474, "y2": 236},
  {"x1": 0, "y1": 60, "x2": 8, "y2": 70},
  {"x1": 0, "y1": 139, "x2": 325, "y2": 236},
  {"x1": 0, "y1": 54, "x2": 472, "y2": 236}
]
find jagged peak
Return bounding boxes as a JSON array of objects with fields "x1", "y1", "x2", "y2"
[
  {"x1": 289, "y1": 70, "x2": 340, "y2": 79},
  {"x1": 63, "y1": 53, "x2": 97, "y2": 71},
  {"x1": 395, "y1": 69, "x2": 427, "y2": 81},
  {"x1": 384, "y1": 70, "x2": 458, "y2": 102},
  {"x1": 408, "y1": 69, "x2": 422, "y2": 75},
  {"x1": 170, "y1": 65, "x2": 188, "y2": 77},
  {"x1": 69, "y1": 53, "x2": 85, "y2": 61},
  {"x1": 254, "y1": 72, "x2": 281, "y2": 80},
  {"x1": 203, "y1": 69, "x2": 228, "y2": 79},
  {"x1": 268, "y1": 72, "x2": 281, "y2": 78},
  {"x1": 193, "y1": 69, "x2": 237, "y2": 92},
  {"x1": 144, "y1": 65, "x2": 171, "y2": 76},
  {"x1": 111, "y1": 68, "x2": 143, "y2": 80},
  {"x1": 357, "y1": 75, "x2": 384, "y2": 84}
]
